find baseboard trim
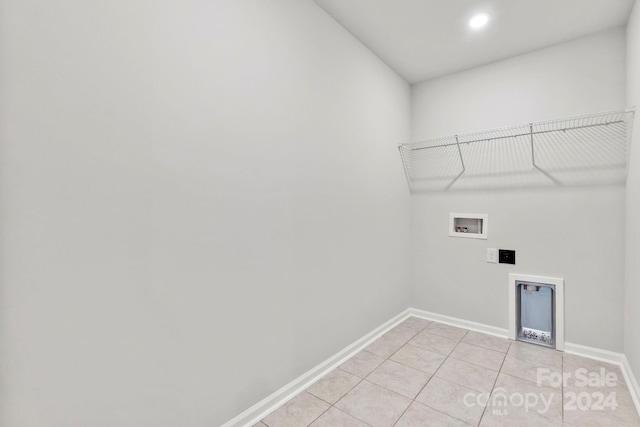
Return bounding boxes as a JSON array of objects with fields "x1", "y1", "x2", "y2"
[
  {"x1": 563, "y1": 342, "x2": 626, "y2": 365},
  {"x1": 407, "y1": 308, "x2": 509, "y2": 339},
  {"x1": 622, "y1": 355, "x2": 640, "y2": 418},
  {"x1": 563, "y1": 342, "x2": 640, "y2": 417},
  {"x1": 222, "y1": 308, "x2": 640, "y2": 425},
  {"x1": 220, "y1": 309, "x2": 412, "y2": 427},
  {"x1": 411, "y1": 312, "x2": 640, "y2": 417}
]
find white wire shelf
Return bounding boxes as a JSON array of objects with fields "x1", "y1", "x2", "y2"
[{"x1": 398, "y1": 108, "x2": 635, "y2": 192}]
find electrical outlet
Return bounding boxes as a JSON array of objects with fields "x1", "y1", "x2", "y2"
[{"x1": 487, "y1": 248, "x2": 497, "y2": 263}]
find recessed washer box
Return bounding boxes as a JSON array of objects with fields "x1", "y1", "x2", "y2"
[
  {"x1": 509, "y1": 273, "x2": 564, "y2": 351},
  {"x1": 449, "y1": 213, "x2": 488, "y2": 239}
]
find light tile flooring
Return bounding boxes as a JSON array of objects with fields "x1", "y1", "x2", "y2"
[{"x1": 254, "y1": 317, "x2": 640, "y2": 427}]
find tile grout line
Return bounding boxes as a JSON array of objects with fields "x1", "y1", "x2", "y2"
[
  {"x1": 372, "y1": 321, "x2": 433, "y2": 426},
  {"x1": 257, "y1": 318, "x2": 638, "y2": 426},
  {"x1": 308, "y1": 374, "x2": 372, "y2": 426},
  {"x1": 399, "y1": 329, "x2": 479, "y2": 427},
  {"x1": 476, "y1": 340, "x2": 512, "y2": 426},
  {"x1": 447, "y1": 354, "x2": 504, "y2": 372},
  {"x1": 329, "y1": 365, "x2": 374, "y2": 426},
  {"x1": 387, "y1": 348, "x2": 447, "y2": 373},
  {"x1": 369, "y1": 324, "x2": 426, "y2": 425},
  {"x1": 382, "y1": 325, "x2": 451, "y2": 377},
  {"x1": 433, "y1": 330, "x2": 486, "y2": 426},
  {"x1": 402, "y1": 324, "x2": 463, "y2": 397},
  {"x1": 456, "y1": 338, "x2": 511, "y2": 355},
  {"x1": 334, "y1": 374, "x2": 369, "y2": 424},
  {"x1": 305, "y1": 396, "x2": 331, "y2": 427},
  {"x1": 309, "y1": 320, "x2": 430, "y2": 427},
  {"x1": 372, "y1": 322, "x2": 543, "y2": 426},
  {"x1": 389, "y1": 323, "x2": 433, "y2": 426},
  {"x1": 390, "y1": 393, "x2": 414, "y2": 426}
]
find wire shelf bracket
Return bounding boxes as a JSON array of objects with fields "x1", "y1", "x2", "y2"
[{"x1": 398, "y1": 108, "x2": 635, "y2": 192}]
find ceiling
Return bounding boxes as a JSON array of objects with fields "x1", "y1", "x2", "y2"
[{"x1": 313, "y1": 0, "x2": 636, "y2": 84}]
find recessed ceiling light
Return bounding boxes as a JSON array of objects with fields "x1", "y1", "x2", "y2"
[{"x1": 469, "y1": 13, "x2": 489, "y2": 29}]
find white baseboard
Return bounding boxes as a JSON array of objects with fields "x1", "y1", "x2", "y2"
[
  {"x1": 221, "y1": 308, "x2": 640, "y2": 425},
  {"x1": 410, "y1": 311, "x2": 640, "y2": 417},
  {"x1": 563, "y1": 342, "x2": 626, "y2": 365},
  {"x1": 220, "y1": 309, "x2": 412, "y2": 427},
  {"x1": 407, "y1": 308, "x2": 509, "y2": 339},
  {"x1": 561, "y1": 342, "x2": 640, "y2": 418},
  {"x1": 622, "y1": 355, "x2": 640, "y2": 418}
]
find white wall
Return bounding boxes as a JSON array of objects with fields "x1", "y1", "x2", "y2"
[
  {"x1": 0, "y1": 1, "x2": 411, "y2": 426},
  {"x1": 626, "y1": 0, "x2": 640, "y2": 386},
  {"x1": 410, "y1": 28, "x2": 627, "y2": 352}
]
